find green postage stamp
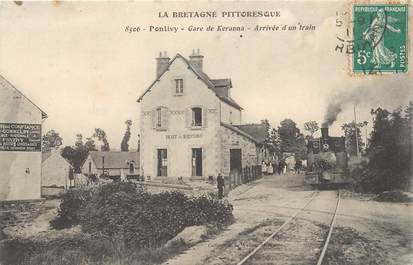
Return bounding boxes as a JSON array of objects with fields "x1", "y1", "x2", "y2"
[{"x1": 353, "y1": 4, "x2": 408, "y2": 73}]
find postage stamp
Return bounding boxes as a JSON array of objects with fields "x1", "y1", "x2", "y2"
[{"x1": 352, "y1": 4, "x2": 408, "y2": 73}]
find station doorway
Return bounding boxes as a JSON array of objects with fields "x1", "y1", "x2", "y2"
[
  {"x1": 157, "y1": 149, "x2": 167, "y2": 176},
  {"x1": 192, "y1": 148, "x2": 203, "y2": 177},
  {"x1": 230, "y1": 149, "x2": 242, "y2": 176}
]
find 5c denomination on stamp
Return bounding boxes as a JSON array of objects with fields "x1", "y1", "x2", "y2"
[{"x1": 353, "y1": 4, "x2": 408, "y2": 73}]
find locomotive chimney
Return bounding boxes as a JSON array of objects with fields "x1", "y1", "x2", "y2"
[
  {"x1": 156, "y1": 51, "x2": 170, "y2": 77},
  {"x1": 321, "y1": 127, "x2": 329, "y2": 139}
]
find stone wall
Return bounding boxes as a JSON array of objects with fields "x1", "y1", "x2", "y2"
[{"x1": 219, "y1": 126, "x2": 259, "y2": 176}]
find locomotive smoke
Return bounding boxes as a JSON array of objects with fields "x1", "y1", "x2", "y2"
[
  {"x1": 322, "y1": 82, "x2": 411, "y2": 128},
  {"x1": 322, "y1": 87, "x2": 371, "y2": 128}
]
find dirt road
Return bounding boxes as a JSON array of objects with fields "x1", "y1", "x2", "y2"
[{"x1": 163, "y1": 173, "x2": 412, "y2": 265}]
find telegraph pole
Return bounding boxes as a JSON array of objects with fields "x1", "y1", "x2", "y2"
[
  {"x1": 354, "y1": 104, "x2": 360, "y2": 157},
  {"x1": 363, "y1": 121, "x2": 368, "y2": 150}
]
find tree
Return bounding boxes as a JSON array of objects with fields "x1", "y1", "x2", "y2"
[
  {"x1": 278, "y1": 119, "x2": 300, "y2": 153},
  {"x1": 75, "y1": 133, "x2": 83, "y2": 148},
  {"x1": 303, "y1": 121, "x2": 319, "y2": 137},
  {"x1": 295, "y1": 133, "x2": 307, "y2": 160},
  {"x1": 85, "y1": 137, "x2": 97, "y2": 151},
  {"x1": 341, "y1": 121, "x2": 365, "y2": 156},
  {"x1": 121, "y1": 120, "x2": 132, "y2": 151},
  {"x1": 269, "y1": 128, "x2": 281, "y2": 157},
  {"x1": 260, "y1": 119, "x2": 271, "y2": 141},
  {"x1": 260, "y1": 119, "x2": 281, "y2": 158},
  {"x1": 355, "y1": 104, "x2": 412, "y2": 192},
  {"x1": 93, "y1": 128, "x2": 110, "y2": 151},
  {"x1": 61, "y1": 133, "x2": 97, "y2": 172},
  {"x1": 42, "y1": 130, "x2": 63, "y2": 152}
]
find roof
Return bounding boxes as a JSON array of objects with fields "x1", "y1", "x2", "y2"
[
  {"x1": 235, "y1": 124, "x2": 267, "y2": 144},
  {"x1": 210, "y1": 78, "x2": 232, "y2": 88},
  {"x1": 42, "y1": 152, "x2": 52, "y2": 162},
  {"x1": 88, "y1": 151, "x2": 139, "y2": 169},
  {"x1": 42, "y1": 150, "x2": 73, "y2": 167},
  {"x1": 0, "y1": 74, "x2": 48, "y2": 119},
  {"x1": 137, "y1": 54, "x2": 243, "y2": 110},
  {"x1": 221, "y1": 122, "x2": 261, "y2": 144}
]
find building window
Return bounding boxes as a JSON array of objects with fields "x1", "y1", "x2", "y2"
[
  {"x1": 192, "y1": 107, "x2": 202, "y2": 127},
  {"x1": 175, "y1": 79, "x2": 184, "y2": 94}
]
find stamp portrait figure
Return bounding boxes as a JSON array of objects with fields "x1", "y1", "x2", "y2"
[{"x1": 362, "y1": 8, "x2": 400, "y2": 68}]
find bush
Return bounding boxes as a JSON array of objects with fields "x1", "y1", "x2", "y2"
[
  {"x1": 78, "y1": 182, "x2": 233, "y2": 248},
  {"x1": 0, "y1": 234, "x2": 113, "y2": 265},
  {"x1": 374, "y1": 191, "x2": 412, "y2": 203},
  {"x1": 50, "y1": 189, "x2": 92, "y2": 229},
  {"x1": 1, "y1": 235, "x2": 188, "y2": 265}
]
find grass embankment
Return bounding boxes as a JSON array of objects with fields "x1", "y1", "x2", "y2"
[{"x1": 0, "y1": 182, "x2": 234, "y2": 265}]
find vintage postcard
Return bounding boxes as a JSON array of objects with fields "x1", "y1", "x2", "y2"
[{"x1": 0, "y1": 1, "x2": 412, "y2": 265}]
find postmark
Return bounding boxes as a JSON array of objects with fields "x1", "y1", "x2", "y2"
[{"x1": 352, "y1": 4, "x2": 408, "y2": 73}]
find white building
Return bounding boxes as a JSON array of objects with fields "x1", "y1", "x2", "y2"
[
  {"x1": 0, "y1": 75, "x2": 47, "y2": 200},
  {"x1": 81, "y1": 151, "x2": 140, "y2": 181},
  {"x1": 41, "y1": 149, "x2": 73, "y2": 189},
  {"x1": 138, "y1": 51, "x2": 268, "y2": 180}
]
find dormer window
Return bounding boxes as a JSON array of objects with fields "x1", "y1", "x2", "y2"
[
  {"x1": 192, "y1": 107, "x2": 202, "y2": 127},
  {"x1": 175, "y1": 79, "x2": 184, "y2": 94}
]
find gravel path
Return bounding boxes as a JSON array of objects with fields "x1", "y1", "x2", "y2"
[{"x1": 163, "y1": 173, "x2": 412, "y2": 265}]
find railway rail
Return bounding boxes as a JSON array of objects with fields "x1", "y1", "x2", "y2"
[{"x1": 236, "y1": 190, "x2": 341, "y2": 265}]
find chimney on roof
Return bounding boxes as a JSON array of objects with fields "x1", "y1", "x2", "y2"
[
  {"x1": 156, "y1": 51, "x2": 170, "y2": 77},
  {"x1": 189, "y1": 49, "x2": 204, "y2": 72}
]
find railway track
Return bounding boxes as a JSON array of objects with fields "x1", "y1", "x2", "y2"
[{"x1": 236, "y1": 190, "x2": 341, "y2": 265}]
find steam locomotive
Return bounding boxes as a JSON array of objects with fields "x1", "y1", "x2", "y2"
[{"x1": 305, "y1": 127, "x2": 350, "y2": 188}]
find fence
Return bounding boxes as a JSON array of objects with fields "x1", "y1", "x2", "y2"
[{"x1": 225, "y1": 165, "x2": 262, "y2": 191}]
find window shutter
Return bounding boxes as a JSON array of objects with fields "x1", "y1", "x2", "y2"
[
  {"x1": 162, "y1": 107, "x2": 169, "y2": 130},
  {"x1": 202, "y1": 107, "x2": 208, "y2": 128},
  {"x1": 202, "y1": 147, "x2": 206, "y2": 176},
  {"x1": 185, "y1": 108, "x2": 192, "y2": 128},
  {"x1": 151, "y1": 110, "x2": 156, "y2": 129}
]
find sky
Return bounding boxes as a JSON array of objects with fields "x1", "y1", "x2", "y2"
[{"x1": 0, "y1": 1, "x2": 411, "y2": 150}]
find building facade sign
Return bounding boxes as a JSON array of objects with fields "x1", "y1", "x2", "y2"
[
  {"x1": 0, "y1": 123, "x2": 41, "y2": 152},
  {"x1": 166, "y1": 133, "x2": 203, "y2": 140}
]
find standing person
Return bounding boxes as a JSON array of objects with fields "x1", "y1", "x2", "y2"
[
  {"x1": 272, "y1": 161, "x2": 276, "y2": 172},
  {"x1": 268, "y1": 163, "x2": 274, "y2": 175},
  {"x1": 278, "y1": 160, "x2": 284, "y2": 175},
  {"x1": 295, "y1": 160, "x2": 302, "y2": 174},
  {"x1": 217, "y1": 173, "x2": 225, "y2": 199},
  {"x1": 261, "y1": 161, "x2": 267, "y2": 176}
]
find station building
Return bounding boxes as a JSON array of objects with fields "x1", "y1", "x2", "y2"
[
  {"x1": 138, "y1": 51, "x2": 268, "y2": 180},
  {"x1": 81, "y1": 151, "x2": 140, "y2": 181},
  {"x1": 0, "y1": 75, "x2": 47, "y2": 200}
]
